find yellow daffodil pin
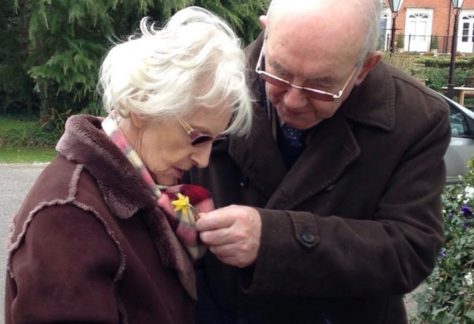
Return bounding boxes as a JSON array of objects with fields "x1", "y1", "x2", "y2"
[{"x1": 171, "y1": 193, "x2": 196, "y2": 222}]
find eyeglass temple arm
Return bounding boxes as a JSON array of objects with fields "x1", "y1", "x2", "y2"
[{"x1": 177, "y1": 117, "x2": 193, "y2": 135}]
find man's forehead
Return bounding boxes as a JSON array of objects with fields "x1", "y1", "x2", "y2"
[
  {"x1": 267, "y1": 0, "x2": 353, "y2": 24},
  {"x1": 264, "y1": 27, "x2": 361, "y2": 80},
  {"x1": 265, "y1": 2, "x2": 365, "y2": 68}
]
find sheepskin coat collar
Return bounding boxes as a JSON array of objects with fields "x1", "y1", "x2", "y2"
[{"x1": 56, "y1": 115, "x2": 196, "y2": 296}]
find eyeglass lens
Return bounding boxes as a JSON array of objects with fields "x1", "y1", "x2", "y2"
[
  {"x1": 189, "y1": 131, "x2": 215, "y2": 146},
  {"x1": 259, "y1": 73, "x2": 334, "y2": 102}
]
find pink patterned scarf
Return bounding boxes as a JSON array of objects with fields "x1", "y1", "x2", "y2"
[{"x1": 102, "y1": 113, "x2": 212, "y2": 260}]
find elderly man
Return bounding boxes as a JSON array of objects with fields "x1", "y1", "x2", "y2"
[{"x1": 190, "y1": 0, "x2": 451, "y2": 323}]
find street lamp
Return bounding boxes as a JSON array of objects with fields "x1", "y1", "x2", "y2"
[
  {"x1": 388, "y1": 0, "x2": 404, "y2": 54},
  {"x1": 447, "y1": 0, "x2": 464, "y2": 99}
]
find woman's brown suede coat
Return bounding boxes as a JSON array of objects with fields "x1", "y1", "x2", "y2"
[{"x1": 5, "y1": 116, "x2": 195, "y2": 323}]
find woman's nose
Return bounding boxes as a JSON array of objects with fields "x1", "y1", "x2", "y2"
[{"x1": 191, "y1": 144, "x2": 212, "y2": 168}]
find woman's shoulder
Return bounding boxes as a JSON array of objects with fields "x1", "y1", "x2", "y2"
[{"x1": 7, "y1": 155, "x2": 124, "y2": 276}]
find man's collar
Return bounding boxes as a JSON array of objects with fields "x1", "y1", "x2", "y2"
[{"x1": 341, "y1": 62, "x2": 397, "y2": 132}]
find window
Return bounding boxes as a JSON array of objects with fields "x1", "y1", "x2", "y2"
[
  {"x1": 461, "y1": 15, "x2": 474, "y2": 43},
  {"x1": 450, "y1": 108, "x2": 470, "y2": 137}
]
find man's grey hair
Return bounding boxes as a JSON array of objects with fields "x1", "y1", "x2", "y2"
[
  {"x1": 357, "y1": 0, "x2": 383, "y2": 60},
  {"x1": 99, "y1": 6, "x2": 252, "y2": 136}
]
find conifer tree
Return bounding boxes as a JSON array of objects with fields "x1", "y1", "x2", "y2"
[{"x1": 1, "y1": 0, "x2": 268, "y2": 132}]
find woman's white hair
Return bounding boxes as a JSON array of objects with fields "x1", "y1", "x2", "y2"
[{"x1": 99, "y1": 6, "x2": 252, "y2": 136}]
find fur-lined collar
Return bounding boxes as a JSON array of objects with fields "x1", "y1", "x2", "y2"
[
  {"x1": 56, "y1": 114, "x2": 156, "y2": 219},
  {"x1": 56, "y1": 114, "x2": 197, "y2": 299}
]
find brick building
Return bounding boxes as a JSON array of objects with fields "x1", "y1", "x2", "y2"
[{"x1": 382, "y1": 0, "x2": 474, "y2": 53}]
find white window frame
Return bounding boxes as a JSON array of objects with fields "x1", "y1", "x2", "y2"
[{"x1": 458, "y1": 10, "x2": 474, "y2": 53}]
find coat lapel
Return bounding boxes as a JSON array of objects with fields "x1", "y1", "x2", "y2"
[
  {"x1": 228, "y1": 103, "x2": 287, "y2": 199},
  {"x1": 228, "y1": 103, "x2": 361, "y2": 210},
  {"x1": 229, "y1": 38, "x2": 288, "y2": 199},
  {"x1": 266, "y1": 113, "x2": 360, "y2": 210}
]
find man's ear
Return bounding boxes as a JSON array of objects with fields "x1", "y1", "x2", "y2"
[
  {"x1": 259, "y1": 15, "x2": 268, "y2": 29},
  {"x1": 129, "y1": 112, "x2": 145, "y2": 129},
  {"x1": 354, "y1": 51, "x2": 383, "y2": 86}
]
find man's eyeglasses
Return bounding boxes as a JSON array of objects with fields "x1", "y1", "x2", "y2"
[
  {"x1": 177, "y1": 116, "x2": 225, "y2": 146},
  {"x1": 255, "y1": 46, "x2": 358, "y2": 102}
]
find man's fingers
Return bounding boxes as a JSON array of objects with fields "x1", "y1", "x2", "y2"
[
  {"x1": 196, "y1": 206, "x2": 235, "y2": 231},
  {"x1": 199, "y1": 228, "x2": 234, "y2": 246}
]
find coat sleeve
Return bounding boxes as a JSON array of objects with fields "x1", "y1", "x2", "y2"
[
  {"x1": 241, "y1": 107, "x2": 451, "y2": 297},
  {"x1": 6, "y1": 204, "x2": 122, "y2": 323}
]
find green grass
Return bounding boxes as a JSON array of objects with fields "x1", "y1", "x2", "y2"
[
  {"x1": 0, "y1": 146, "x2": 56, "y2": 163},
  {"x1": 0, "y1": 116, "x2": 57, "y2": 163},
  {"x1": 0, "y1": 118, "x2": 38, "y2": 133}
]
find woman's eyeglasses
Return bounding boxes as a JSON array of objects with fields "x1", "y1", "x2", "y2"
[
  {"x1": 255, "y1": 45, "x2": 358, "y2": 102},
  {"x1": 176, "y1": 116, "x2": 225, "y2": 146}
]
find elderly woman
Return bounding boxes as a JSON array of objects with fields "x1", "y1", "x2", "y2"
[{"x1": 5, "y1": 6, "x2": 252, "y2": 323}]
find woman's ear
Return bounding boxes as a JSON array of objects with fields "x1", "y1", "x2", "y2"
[
  {"x1": 259, "y1": 15, "x2": 268, "y2": 29},
  {"x1": 354, "y1": 51, "x2": 383, "y2": 86}
]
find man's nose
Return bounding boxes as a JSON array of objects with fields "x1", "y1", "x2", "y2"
[{"x1": 283, "y1": 86, "x2": 308, "y2": 109}]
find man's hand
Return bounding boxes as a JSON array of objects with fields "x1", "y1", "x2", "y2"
[{"x1": 196, "y1": 205, "x2": 262, "y2": 268}]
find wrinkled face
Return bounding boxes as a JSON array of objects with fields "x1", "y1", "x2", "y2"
[
  {"x1": 263, "y1": 38, "x2": 361, "y2": 130},
  {"x1": 262, "y1": 4, "x2": 369, "y2": 130},
  {"x1": 136, "y1": 107, "x2": 232, "y2": 186}
]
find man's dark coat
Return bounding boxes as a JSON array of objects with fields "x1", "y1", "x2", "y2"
[{"x1": 188, "y1": 35, "x2": 451, "y2": 324}]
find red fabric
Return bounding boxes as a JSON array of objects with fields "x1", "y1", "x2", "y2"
[{"x1": 158, "y1": 185, "x2": 214, "y2": 259}]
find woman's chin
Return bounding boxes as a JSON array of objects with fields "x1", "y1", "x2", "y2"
[{"x1": 154, "y1": 175, "x2": 178, "y2": 186}]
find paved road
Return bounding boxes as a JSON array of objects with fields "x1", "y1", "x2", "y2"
[{"x1": 0, "y1": 163, "x2": 47, "y2": 320}]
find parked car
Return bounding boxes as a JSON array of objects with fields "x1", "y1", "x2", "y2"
[{"x1": 443, "y1": 94, "x2": 474, "y2": 184}]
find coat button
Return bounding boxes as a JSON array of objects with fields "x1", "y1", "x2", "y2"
[
  {"x1": 239, "y1": 176, "x2": 249, "y2": 187},
  {"x1": 301, "y1": 233, "x2": 315, "y2": 244}
]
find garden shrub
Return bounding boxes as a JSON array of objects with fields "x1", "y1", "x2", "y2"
[
  {"x1": 383, "y1": 53, "x2": 419, "y2": 76},
  {"x1": 423, "y1": 67, "x2": 448, "y2": 90},
  {"x1": 417, "y1": 55, "x2": 474, "y2": 68},
  {"x1": 414, "y1": 160, "x2": 474, "y2": 323},
  {"x1": 431, "y1": 36, "x2": 439, "y2": 52},
  {"x1": 396, "y1": 34, "x2": 404, "y2": 51},
  {"x1": 383, "y1": 53, "x2": 474, "y2": 90},
  {"x1": 1, "y1": 127, "x2": 58, "y2": 148},
  {"x1": 0, "y1": 117, "x2": 59, "y2": 148}
]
